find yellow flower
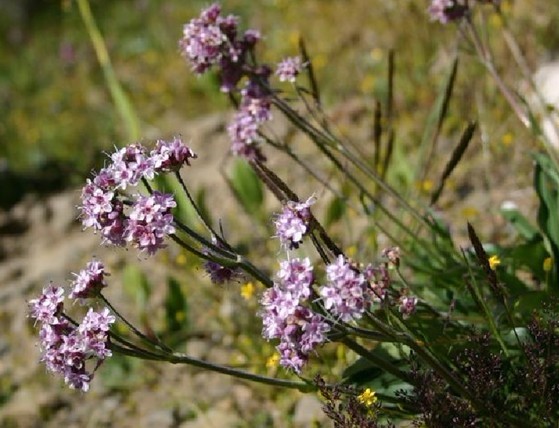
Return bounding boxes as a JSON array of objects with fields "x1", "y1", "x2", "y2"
[
  {"x1": 240, "y1": 282, "x2": 255, "y2": 300},
  {"x1": 543, "y1": 257, "x2": 553, "y2": 272},
  {"x1": 357, "y1": 388, "x2": 378, "y2": 407},
  {"x1": 266, "y1": 354, "x2": 279, "y2": 369},
  {"x1": 417, "y1": 179, "x2": 433, "y2": 193},
  {"x1": 502, "y1": 132, "x2": 514, "y2": 146},
  {"x1": 488, "y1": 255, "x2": 501, "y2": 270},
  {"x1": 175, "y1": 253, "x2": 187, "y2": 266}
]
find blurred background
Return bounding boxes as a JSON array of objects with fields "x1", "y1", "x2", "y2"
[{"x1": 1, "y1": 0, "x2": 559, "y2": 426}]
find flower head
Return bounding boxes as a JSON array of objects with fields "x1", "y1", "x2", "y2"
[
  {"x1": 124, "y1": 192, "x2": 177, "y2": 255},
  {"x1": 357, "y1": 388, "x2": 378, "y2": 407},
  {"x1": 398, "y1": 295, "x2": 418, "y2": 318},
  {"x1": 69, "y1": 259, "x2": 109, "y2": 301},
  {"x1": 428, "y1": 0, "x2": 469, "y2": 24},
  {"x1": 29, "y1": 285, "x2": 115, "y2": 392},
  {"x1": 275, "y1": 56, "x2": 304, "y2": 83},
  {"x1": 259, "y1": 257, "x2": 329, "y2": 373},
  {"x1": 274, "y1": 197, "x2": 315, "y2": 249},
  {"x1": 319, "y1": 255, "x2": 372, "y2": 322},
  {"x1": 28, "y1": 284, "x2": 65, "y2": 324},
  {"x1": 151, "y1": 136, "x2": 197, "y2": 173}
]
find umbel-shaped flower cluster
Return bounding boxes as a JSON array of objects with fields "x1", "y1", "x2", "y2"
[
  {"x1": 260, "y1": 198, "x2": 417, "y2": 372},
  {"x1": 28, "y1": 260, "x2": 114, "y2": 391},
  {"x1": 179, "y1": 3, "x2": 305, "y2": 161},
  {"x1": 79, "y1": 137, "x2": 195, "y2": 255}
]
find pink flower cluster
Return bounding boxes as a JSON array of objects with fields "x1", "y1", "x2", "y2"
[
  {"x1": 28, "y1": 282, "x2": 115, "y2": 392},
  {"x1": 260, "y1": 258, "x2": 330, "y2": 373},
  {"x1": 79, "y1": 138, "x2": 194, "y2": 255},
  {"x1": 274, "y1": 197, "x2": 315, "y2": 250},
  {"x1": 319, "y1": 255, "x2": 374, "y2": 322},
  {"x1": 227, "y1": 72, "x2": 272, "y2": 161},
  {"x1": 180, "y1": 4, "x2": 272, "y2": 160},
  {"x1": 69, "y1": 259, "x2": 108, "y2": 300},
  {"x1": 179, "y1": 3, "x2": 260, "y2": 92}
]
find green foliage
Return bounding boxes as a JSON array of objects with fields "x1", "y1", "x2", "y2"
[
  {"x1": 534, "y1": 152, "x2": 559, "y2": 289},
  {"x1": 122, "y1": 264, "x2": 151, "y2": 310},
  {"x1": 228, "y1": 159, "x2": 265, "y2": 217},
  {"x1": 163, "y1": 276, "x2": 189, "y2": 342}
]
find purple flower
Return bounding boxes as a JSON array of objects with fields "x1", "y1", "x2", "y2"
[
  {"x1": 226, "y1": 73, "x2": 272, "y2": 160},
  {"x1": 399, "y1": 295, "x2": 418, "y2": 318},
  {"x1": 276, "y1": 258, "x2": 314, "y2": 301},
  {"x1": 363, "y1": 263, "x2": 390, "y2": 302},
  {"x1": 110, "y1": 144, "x2": 154, "y2": 189},
  {"x1": 69, "y1": 259, "x2": 108, "y2": 300},
  {"x1": 28, "y1": 285, "x2": 65, "y2": 324},
  {"x1": 260, "y1": 257, "x2": 329, "y2": 373},
  {"x1": 275, "y1": 56, "x2": 304, "y2": 83},
  {"x1": 274, "y1": 197, "x2": 315, "y2": 249},
  {"x1": 124, "y1": 192, "x2": 176, "y2": 255},
  {"x1": 29, "y1": 285, "x2": 115, "y2": 392},
  {"x1": 428, "y1": 0, "x2": 468, "y2": 24},
  {"x1": 179, "y1": 3, "x2": 240, "y2": 74},
  {"x1": 319, "y1": 255, "x2": 372, "y2": 322},
  {"x1": 227, "y1": 110, "x2": 265, "y2": 161},
  {"x1": 151, "y1": 136, "x2": 197, "y2": 173}
]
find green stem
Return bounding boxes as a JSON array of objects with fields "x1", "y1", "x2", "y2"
[
  {"x1": 340, "y1": 336, "x2": 416, "y2": 386},
  {"x1": 77, "y1": 0, "x2": 140, "y2": 141},
  {"x1": 100, "y1": 293, "x2": 172, "y2": 353}
]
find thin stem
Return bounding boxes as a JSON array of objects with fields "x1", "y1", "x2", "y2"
[
  {"x1": 100, "y1": 293, "x2": 172, "y2": 353},
  {"x1": 464, "y1": 19, "x2": 531, "y2": 129},
  {"x1": 169, "y1": 234, "x2": 273, "y2": 288},
  {"x1": 173, "y1": 171, "x2": 229, "y2": 248},
  {"x1": 150, "y1": 348, "x2": 314, "y2": 392}
]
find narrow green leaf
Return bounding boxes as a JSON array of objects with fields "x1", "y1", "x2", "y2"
[
  {"x1": 431, "y1": 122, "x2": 476, "y2": 205},
  {"x1": 164, "y1": 277, "x2": 189, "y2": 334},
  {"x1": 229, "y1": 159, "x2": 264, "y2": 214},
  {"x1": 122, "y1": 264, "x2": 151, "y2": 309},
  {"x1": 324, "y1": 196, "x2": 346, "y2": 227}
]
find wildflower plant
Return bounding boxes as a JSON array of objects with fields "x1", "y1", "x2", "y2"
[{"x1": 28, "y1": 1, "x2": 559, "y2": 426}]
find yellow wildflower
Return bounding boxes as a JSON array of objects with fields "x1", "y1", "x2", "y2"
[
  {"x1": 240, "y1": 282, "x2": 255, "y2": 300},
  {"x1": 488, "y1": 255, "x2": 501, "y2": 270},
  {"x1": 543, "y1": 257, "x2": 553, "y2": 272},
  {"x1": 266, "y1": 354, "x2": 280, "y2": 369},
  {"x1": 502, "y1": 133, "x2": 514, "y2": 146},
  {"x1": 357, "y1": 388, "x2": 378, "y2": 407}
]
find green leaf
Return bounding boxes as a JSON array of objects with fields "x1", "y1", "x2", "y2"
[
  {"x1": 229, "y1": 159, "x2": 264, "y2": 215},
  {"x1": 533, "y1": 152, "x2": 559, "y2": 289},
  {"x1": 324, "y1": 196, "x2": 346, "y2": 227},
  {"x1": 196, "y1": 186, "x2": 213, "y2": 228},
  {"x1": 164, "y1": 276, "x2": 189, "y2": 335},
  {"x1": 122, "y1": 264, "x2": 151, "y2": 310},
  {"x1": 500, "y1": 204, "x2": 540, "y2": 241},
  {"x1": 415, "y1": 56, "x2": 459, "y2": 181}
]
